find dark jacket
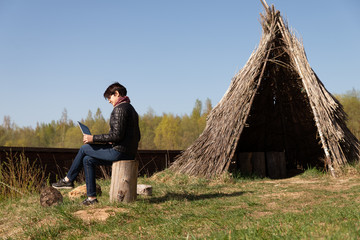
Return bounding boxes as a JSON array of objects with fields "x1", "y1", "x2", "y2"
[{"x1": 93, "y1": 103, "x2": 140, "y2": 159}]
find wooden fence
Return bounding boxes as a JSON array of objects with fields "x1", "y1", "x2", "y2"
[{"x1": 0, "y1": 146, "x2": 181, "y2": 181}]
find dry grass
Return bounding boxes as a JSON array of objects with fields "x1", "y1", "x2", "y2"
[{"x1": 0, "y1": 151, "x2": 48, "y2": 199}]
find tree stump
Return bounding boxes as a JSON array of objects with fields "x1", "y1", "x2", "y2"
[{"x1": 110, "y1": 160, "x2": 138, "y2": 203}]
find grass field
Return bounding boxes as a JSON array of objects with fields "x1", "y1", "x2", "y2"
[{"x1": 1, "y1": 167, "x2": 359, "y2": 239}]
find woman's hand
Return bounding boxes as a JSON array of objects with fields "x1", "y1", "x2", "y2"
[{"x1": 83, "y1": 134, "x2": 93, "y2": 144}]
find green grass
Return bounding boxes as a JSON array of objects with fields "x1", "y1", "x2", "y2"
[{"x1": 1, "y1": 168, "x2": 360, "y2": 239}]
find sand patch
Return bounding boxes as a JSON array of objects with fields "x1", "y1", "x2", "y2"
[{"x1": 73, "y1": 207, "x2": 128, "y2": 222}]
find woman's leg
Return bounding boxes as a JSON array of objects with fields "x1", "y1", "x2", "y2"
[
  {"x1": 79, "y1": 144, "x2": 131, "y2": 197},
  {"x1": 83, "y1": 156, "x2": 112, "y2": 197},
  {"x1": 66, "y1": 144, "x2": 90, "y2": 182},
  {"x1": 66, "y1": 144, "x2": 125, "y2": 182}
]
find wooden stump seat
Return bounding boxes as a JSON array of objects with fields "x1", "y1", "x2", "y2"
[{"x1": 109, "y1": 160, "x2": 138, "y2": 203}]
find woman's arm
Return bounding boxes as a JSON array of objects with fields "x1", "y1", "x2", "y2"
[
  {"x1": 92, "y1": 106, "x2": 127, "y2": 143},
  {"x1": 83, "y1": 134, "x2": 93, "y2": 144}
]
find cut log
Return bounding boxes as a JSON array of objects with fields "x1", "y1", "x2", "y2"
[
  {"x1": 237, "y1": 152, "x2": 266, "y2": 177},
  {"x1": 238, "y1": 152, "x2": 253, "y2": 175},
  {"x1": 266, "y1": 152, "x2": 286, "y2": 179},
  {"x1": 252, "y1": 152, "x2": 266, "y2": 178},
  {"x1": 109, "y1": 160, "x2": 138, "y2": 203},
  {"x1": 137, "y1": 184, "x2": 152, "y2": 196}
]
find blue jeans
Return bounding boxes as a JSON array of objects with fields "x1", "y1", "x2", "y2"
[{"x1": 66, "y1": 144, "x2": 131, "y2": 197}]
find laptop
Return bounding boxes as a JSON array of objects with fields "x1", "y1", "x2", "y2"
[{"x1": 77, "y1": 121, "x2": 91, "y2": 135}]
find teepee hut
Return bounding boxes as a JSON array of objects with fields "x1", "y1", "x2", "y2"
[{"x1": 170, "y1": 0, "x2": 360, "y2": 178}]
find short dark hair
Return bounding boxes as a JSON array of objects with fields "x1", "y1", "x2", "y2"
[{"x1": 103, "y1": 82, "x2": 127, "y2": 99}]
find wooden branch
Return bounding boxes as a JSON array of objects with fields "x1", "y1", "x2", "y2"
[{"x1": 260, "y1": 0, "x2": 270, "y2": 12}]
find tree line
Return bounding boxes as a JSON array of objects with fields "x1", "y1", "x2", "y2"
[
  {"x1": 1, "y1": 90, "x2": 359, "y2": 150},
  {"x1": 0, "y1": 99, "x2": 212, "y2": 150},
  {"x1": 334, "y1": 89, "x2": 360, "y2": 140}
]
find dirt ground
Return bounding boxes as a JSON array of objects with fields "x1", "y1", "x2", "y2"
[{"x1": 73, "y1": 207, "x2": 128, "y2": 222}]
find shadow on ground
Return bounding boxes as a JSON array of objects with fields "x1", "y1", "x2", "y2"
[{"x1": 146, "y1": 191, "x2": 248, "y2": 203}]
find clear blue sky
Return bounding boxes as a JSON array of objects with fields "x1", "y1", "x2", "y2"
[{"x1": 1, "y1": 0, "x2": 359, "y2": 128}]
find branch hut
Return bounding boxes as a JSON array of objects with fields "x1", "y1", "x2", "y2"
[{"x1": 170, "y1": 0, "x2": 360, "y2": 178}]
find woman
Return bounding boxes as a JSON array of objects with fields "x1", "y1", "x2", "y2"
[{"x1": 52, "y1": 82, "x2": 141, "y2": 205}]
